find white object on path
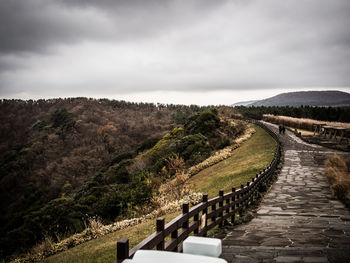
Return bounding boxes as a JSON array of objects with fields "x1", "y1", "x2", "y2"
[
  {"x1": 183, "y1": 236, "x2": 222, "y2": 257},
  {"x1": 123, "y1": 249, "x2": 227, "y2": 263}
]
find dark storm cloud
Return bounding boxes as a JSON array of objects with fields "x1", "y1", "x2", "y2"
[
  {"x1": 0, "y1": 0, "x2": 76, "y2": 53},
  {"x1": 0, "y1": 0, "x2": 226, "y2": 54},
  {"x1": 0, "y1": 0, "x2": 129, "y2": 54}
]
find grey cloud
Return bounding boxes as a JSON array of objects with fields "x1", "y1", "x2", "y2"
[
  {"x1": 57, "y1": 0, "x2": 224, "y2": 13},
  {"x1": 0, "y1": 0, "x2": 103, "y2": 54},
  {"x1": 0, "y1": 0, "x2": 226, "y2": 55}
]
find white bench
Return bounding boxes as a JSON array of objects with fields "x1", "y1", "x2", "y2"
[
  {"x1": 122, "y1": 236, "x2": 225, "y2": 263},
  {"x1": 123, "y1": 250, "x2": 227, "y2": 263},
  {"x1": 183, "y1": 236, "x2": 222, "y2": 257}
]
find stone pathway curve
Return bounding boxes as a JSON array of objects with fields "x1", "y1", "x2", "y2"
[{"x1": 221, "y1": 122, "x2": 350, "y2": 263}]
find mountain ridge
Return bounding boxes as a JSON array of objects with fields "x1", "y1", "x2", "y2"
[{"x1": 233, "y1": 90, "x2": 350, "y2": 107}]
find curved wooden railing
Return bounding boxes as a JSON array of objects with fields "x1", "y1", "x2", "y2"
[{"x1": 115, "y1": 120, "x2": 281, "y2": 263}]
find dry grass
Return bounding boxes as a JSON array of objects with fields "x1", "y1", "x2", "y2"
[
  {"x1": 30, "y1": 237, "x2": 55, "y2": 257},
  {"x1": 41, "y1": 211, "x2": 181, "y2": 263},
  {"x1": 264, "y1": 114, "x2": 350, "y2": 132},
  {"x1": 325, "y1": 154, "x2": 350, "y2": 205},
  {"x1": 187, "y1": 124, "x2": 255, "y2": 177},
  {"x1": 156, "y1": 172, "x2": 192, "y2": 201}
]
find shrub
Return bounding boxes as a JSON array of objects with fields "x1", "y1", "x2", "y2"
[
  {"x1": 108, "y1": 160, "x2": 132, "y2": 184},
  {"x1": 157, "y1": 172, "x2": 192, "y2": 200},
  {"x1": 325, "y1": 155, "x2": 350, "y2": 206},
  {"x1": 110, "y1": 152, "x2": 134, "y2": 166},
  {"x1": 136, "y1": 137, "x2": 160, "y2": 154},
  {"x1": 218, "y1": 138, "x2": 231, "y2": 149},
  {"x1": 142, "y1": 127, "x2": 184, "y2": 163},
  {"x1": 0, "y1": 197, "x2": 89, "y2": 257},
  {"x1": 32, "y1": 120, "x2": 49, "y2": 130},
  {"x1": 184, "y1": 108, "x2": 220, "y2": 136},
  {"x1": 93, "y1": 190, "x2": 124, "y2": 221},
  {"x1": 166, "y1": 154, "x2": 185, "y2": 176},
  {"x1": 154, "y1": 153, "x2": 178, "y2": 175},
  {"x1": 169, "y1": 133, "x2": 211, "y2": 164},
  {"x1": 50, "y1": 109, "x2": 75, "y2": 130}
]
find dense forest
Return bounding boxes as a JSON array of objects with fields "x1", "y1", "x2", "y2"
[
  {"x1": 0, "y1": 98, "x2": 241, "y2": 259},
  {"x1": 235, "y1": 105, "x2": 350, "y2": 123}
]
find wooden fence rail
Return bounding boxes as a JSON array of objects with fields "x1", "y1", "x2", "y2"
[{"x1": 115, "y1": 120, "x2": 281, "y2": 263}]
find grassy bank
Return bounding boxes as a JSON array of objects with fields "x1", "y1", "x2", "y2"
[
  {"x1": 43, "y1": 124, "x2": 276, "y2": 263},
  {"x1": 189, "y1": 125, "x2": 276, "y2": 197},
  {"x1": 43, "y1": 211, "x2": 179, "y2": 263}
]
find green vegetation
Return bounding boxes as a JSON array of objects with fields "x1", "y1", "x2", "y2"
[
  {"x1": 42, "y1": 124, "x2": 276, "y2": 263},
  {"x1": 236, "y1": 105, "x2": 350, "y2": 122},
  {"x1": 136, "y1": 137, "x2": 160, "y2": 154},
  {"x1": 184, "y1": 108, "x2": 220, "y2": 135}
]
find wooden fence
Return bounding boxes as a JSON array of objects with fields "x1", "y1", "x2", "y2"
[{"x1": 115, "y1": 121, "x2": 281, "y2": 263}]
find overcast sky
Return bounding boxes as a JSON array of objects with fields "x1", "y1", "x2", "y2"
[{"x1": 0, "y1": 0, "x2": 350, "y2": 105}]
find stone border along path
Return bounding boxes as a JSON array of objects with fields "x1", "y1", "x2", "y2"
[{"x1": 221, "y1": 121, "x2": 350, "y2": 263}]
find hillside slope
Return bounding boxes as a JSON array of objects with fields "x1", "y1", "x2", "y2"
[
  {"x1": 0, "y1": 99, "x2": 241, "y2": 260},
  {"x1": 0, "y1": 98, "x2": 205, "y2": 259}
]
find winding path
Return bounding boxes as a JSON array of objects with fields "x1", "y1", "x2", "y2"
[{"x1": 221, "y1": 122, "x2": 350, "y2": 263}]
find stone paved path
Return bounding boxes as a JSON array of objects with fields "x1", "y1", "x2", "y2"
[{"x1": 221, "y1": 122, "x2": 350, "y2": 263}]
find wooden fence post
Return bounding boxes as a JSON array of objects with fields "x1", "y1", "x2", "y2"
[
  {"x1": 202, "y1": 194, "x2": 208, "y2": 236},
  {"x1": 225, "y1": 191, "x2": 230, "y2": 223},
  {"x1": 117, "y1": 238, "x2": 129, "y2": 263},
  {"x1": 239, "y1": 184, "x2": 244, "y2": 216},
  {"x1": 211, "y1": 201, "x2": 216, "y2": 225},
  {"x1": 219, "y1": 190, "x2": 224, "y2": 227},
  {"x1": 182, "y1": 202, "x2": 189, "y2": 229},
  {"x1": 246, "y1": 182, "x2": 250, "y2": 204},
  {"x1": 231, "y1": 187, "x2": 236, "y2": 224},
  {"x1": 252, "y1": 177, "x2": 256, "y2": 200},
  {"x1": 156, "y1": 218, "x2": 165, "y2": 250},
  {"x1": 171, "y1": 228, "x2": 178, "y2": 252},
  {"x1": 194, "y1": 213, "x2": 199, "y2": 235}
]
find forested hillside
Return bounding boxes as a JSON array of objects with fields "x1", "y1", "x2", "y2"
[
  {"x1": 0, "y1": 98, "x2": 203, "y2": 258},
  {"x1": 0, "y1": 99, "x2": 241, "y2": 260}
]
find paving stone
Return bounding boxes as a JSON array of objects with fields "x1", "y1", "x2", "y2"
[
  {"x1": 303, "y1": 257, "x2": 328, "y2": 263},
  {"x1": 275, "y1": 256, "x2": 303, "y2": 262}
]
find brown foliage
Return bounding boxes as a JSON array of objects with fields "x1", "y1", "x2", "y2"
[
  {"x1": 158, "y1": 172, "x2": 192, "y2": 201},
  {"x1": 325, "y1": 154, "x2": 350, "y2": 205},
  {"x1": 0, "y1": 98, "x2": 202, "y2": 226},
  {"x1": 166, "y1": 154, "x2": 185, "y2": 176}
]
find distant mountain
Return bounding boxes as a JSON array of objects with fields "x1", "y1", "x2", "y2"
[
  {"x1": 233, "y1": 90, "x2": 350, "y2": 107},
  {"x1": 231, "y1": 100, "x2": 258, "y2": 106}
]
